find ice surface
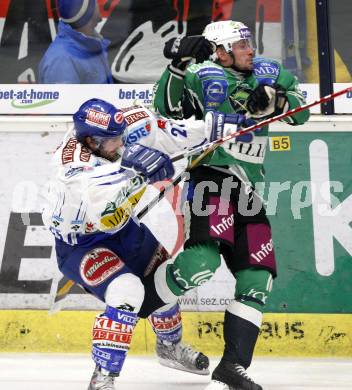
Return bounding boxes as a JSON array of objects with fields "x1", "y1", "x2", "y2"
[{"x1": 0, "y1": 354, "x2": 351, "y2": 389}]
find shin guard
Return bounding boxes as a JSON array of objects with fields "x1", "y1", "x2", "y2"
[
  {"x1": 148, "y1": 303, "x2": 182, "y2": 344},
  {"x1": 223, "y1": 301, "x2": 262, "y2": 368},
  {"x1": 92, "y1": 306, "x2": 138, "y2": 374}
]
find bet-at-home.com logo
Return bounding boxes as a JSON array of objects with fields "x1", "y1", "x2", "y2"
[{"x1": 0, "y1": 89, "x2": 59, "y2": 109}]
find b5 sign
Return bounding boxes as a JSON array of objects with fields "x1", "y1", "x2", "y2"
[{"x1": 269, "y1": 136, "x2": 291, "y2": 151}]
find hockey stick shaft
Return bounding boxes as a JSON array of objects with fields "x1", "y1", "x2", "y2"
[
  {"x1": 170, "y1": 85, "x2": 352, "y2": 163},
  {"x1": 137, "y1": 85, "x2": 352, "y2": 218}
]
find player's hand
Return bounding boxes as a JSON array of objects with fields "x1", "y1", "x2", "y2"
[
  {"x1": 204, "y1": 111, "x2": 256, "y2": 143},
  {"x1": 121, "y1": 144, "x2": 175, "y2": 184},
  {"x1": 247, "y1": 84, "x2": 289, "y2": 119},
  {"x1": 164, "y1": 35, "x2": 214, "y2": 70}
]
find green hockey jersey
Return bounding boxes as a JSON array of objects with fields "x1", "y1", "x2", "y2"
[{"x1": 153, "y1": 57, "x2": 310, "y2": 185}]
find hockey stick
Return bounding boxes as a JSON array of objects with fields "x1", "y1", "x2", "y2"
[
  {"x1": 137, "y1": 85, "x2": 352, "y2": 219},
  {"x1": 51, "y1": 86, "x2": 351, "y2": 311}
]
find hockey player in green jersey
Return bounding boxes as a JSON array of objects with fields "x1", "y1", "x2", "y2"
[{"x1": 153, "y1": 20, "x2": 310, "y2": 390}]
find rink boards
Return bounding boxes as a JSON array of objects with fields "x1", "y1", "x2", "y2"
[
  {"x1": 0, "y1": 95, "x2": 352, "y2": 358},
  {"x1": 0, "y1": 311, "x2": 351, "y2": 357}
]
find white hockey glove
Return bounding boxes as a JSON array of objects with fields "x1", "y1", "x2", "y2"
[{"x1": 247, "y1": 84, "x2": 289, "y2": 119}]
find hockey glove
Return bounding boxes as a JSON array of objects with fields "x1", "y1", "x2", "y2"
[
  {"x1": 204, "y1": 111, "x2": 256, "y2": 143},
  {"x1": 247, "y1": 84, "x2": 289, "y2": 119},
  {"x1": 121, "y1": 144, "x2": 175, "y2": 184},
  {"x1": 164, "y1": 35, "x2": 214, "y2": 71}
]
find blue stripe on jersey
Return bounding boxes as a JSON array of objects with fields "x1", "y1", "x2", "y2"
[{"x1": 91, "y1": 170, "x2": 122, "y2": 178}]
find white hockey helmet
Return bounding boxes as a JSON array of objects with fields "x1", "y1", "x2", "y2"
[{"x1": 202, "y1": 20, "x2": 253, "y2": 54}]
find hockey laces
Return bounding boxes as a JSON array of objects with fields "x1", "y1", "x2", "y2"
[
  {"x1": 234, "y1": 364, "x2": 254, "y2": 382},
  {"x1": 179, "y1": 343, "x2": 200, "y2": 364}
]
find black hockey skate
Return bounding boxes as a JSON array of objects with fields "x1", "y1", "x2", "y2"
[
  {"x1": 205, "y1": 360, "x2": 263, "y2": 390},
  {"x1": 156, "y1": 339, "x2": 210, "y2": 375}
]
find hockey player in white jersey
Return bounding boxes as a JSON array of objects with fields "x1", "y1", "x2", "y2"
[
  {"x1": 42, "y1": 98, "x2": 212, "y2": 388},
  {"x1": 43, "y1": 98, "x2": 256, "y2": 389},
  {"x1": 42, "y1": 98, "x2": 225, "y2": 389}
]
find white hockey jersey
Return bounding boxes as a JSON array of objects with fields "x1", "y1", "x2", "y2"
[{"x1": 42, "y1": 105, "x2": 206, "y2": 245}]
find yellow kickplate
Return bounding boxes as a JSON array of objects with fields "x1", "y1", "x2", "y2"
[{"x1": 0, "y1": 311, "x2": 351, "y2": 357}]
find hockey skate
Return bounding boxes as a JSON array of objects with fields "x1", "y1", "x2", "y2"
[
  {"x1": 204, "y1": 360, "x2": 263, "y2": 390},
  {"x1": 156, "y1": 339, "x2": 210, "y2": 375},
  {"x1": 88, "y1": 365, "x2": 117, "y2": 390}
]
